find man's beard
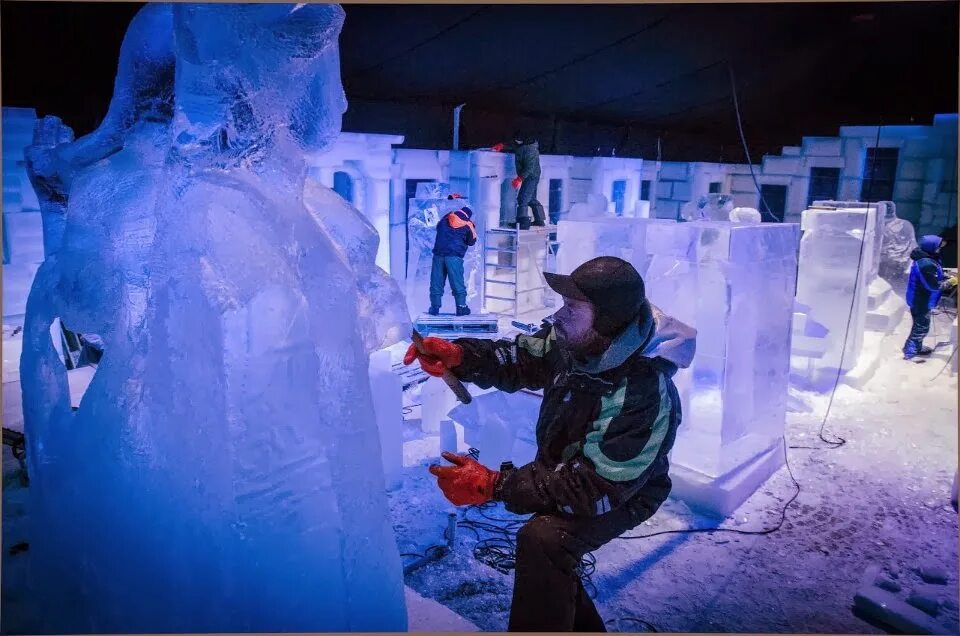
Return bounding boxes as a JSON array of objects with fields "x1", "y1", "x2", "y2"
[{"x1": 556, "y1": 325, "x2": 609, "y2": 361}]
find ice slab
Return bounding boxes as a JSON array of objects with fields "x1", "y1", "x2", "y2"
[
  {"x1": 793, "y1": 205, "x2": 876, "y2": 385},
  {"x1": 558, "y1": 217, "x2": 800, "y2": 481}
]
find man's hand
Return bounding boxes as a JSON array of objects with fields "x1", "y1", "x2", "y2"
[
  {"x1": 429, "y1": 451, "x2": 499, "y2": 506},
  {"x1": 403, "y1": 337, "x2": 464, "y2": 377},
  {"x1": 948, "y1": 276, "x2": 958, "y2": 287},
  {"x1": 511, "y1": 176, "x2": 523, "y2": 189},
  {"x1": 491, "y1": 143, "x2": 504, "y2": 152}
]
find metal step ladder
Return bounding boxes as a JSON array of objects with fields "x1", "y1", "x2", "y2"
[{"x1": 483, "y1": 226, "x2": 559, "y2": 317}]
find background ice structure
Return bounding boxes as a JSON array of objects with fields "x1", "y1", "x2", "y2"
[
  {"x1": 404, "y1": 182, "x2": 481, "y2": 317},
  {"x1": 18, "y1": 3, "x2": 407, "y2": 632},
  {"x1": 679, "y1": 193, "x2": 762, "y2": 224},
  {"x1": 556, "y1": 217, "x2": 800, "y2": 516}
]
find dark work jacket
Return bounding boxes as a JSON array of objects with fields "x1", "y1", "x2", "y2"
[
  {"x1": 452, "y1": 305, "x2": 697, "y2": 518},
  {"x1": 906, "y1": 235, "x2": 948, "y2": 313},
  {"x1": 432, "y1": 207, "x2": 477, "y2": 258}
]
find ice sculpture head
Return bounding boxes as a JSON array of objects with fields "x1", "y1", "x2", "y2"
[{"x1": 172, "y1": 3, "x2": 347, "y2": 155}]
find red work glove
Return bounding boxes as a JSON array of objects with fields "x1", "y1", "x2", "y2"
[
  {"x1": 429, "y1": 451, "x2": 499, "y2": 506},
  {"x1": 447, "y1": 193, "x2": 464, "y2": 200},
  {"x1": 511, "y1": 176, "x2": 523, "y2": 189},
  {"x1": 403, "y1": 337, "x2": 464, "y2": 377},
  {"x1": 491, "y1": 143, "x2": 504, "y2": 152}
]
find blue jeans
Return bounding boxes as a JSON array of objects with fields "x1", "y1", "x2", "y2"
[{"x1": 430, "y1": 255, "x2": 467, "y2": 308}]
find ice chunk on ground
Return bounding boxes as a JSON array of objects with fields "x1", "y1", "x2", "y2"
[{"x1": 19, "y1": 4, "x2": 406, "y2": 632}]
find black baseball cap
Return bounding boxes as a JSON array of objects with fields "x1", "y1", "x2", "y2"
[{"x1": 544, "y1": 256, "x2": 647, "y2": 336}]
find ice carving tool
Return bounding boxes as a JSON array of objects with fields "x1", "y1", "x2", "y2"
[{"x1": 411, "y1": 329, "x2": 472, "y2": 405}]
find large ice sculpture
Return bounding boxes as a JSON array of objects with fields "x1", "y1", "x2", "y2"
[
  {"x1": 303, "y1": 179, "x2": 410, "y2": 352},
  {"x1": 19, "y1": 4, "x2": 407, "y2": 632},
  {"x1": 791, "y1": 205, "x2": 876, "y2": 386},
  {"x1": 879, "y1": 203, "x2": 918, "y2": 285},
  {"x1": 557, "y1": 217, "x2": 800, "y2": 515},
  {"x1": 404, "y1": 183, "x2": 481, "y2": 317},
  {"x1": 24, "y1": 117, "x2": 76, "y2": 258}
]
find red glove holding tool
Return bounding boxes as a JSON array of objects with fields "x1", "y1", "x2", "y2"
[
  {"x1": 403, "y1": 336, "x2": 464, "y2": 378},
  {"x1": 429, "y1": 451, "x2": 499, "y2": 506},
  {"x1": 511, "y1": 176, "x2": 523, "y2": 189},
  {"x1": 447, "y1": 193, "x2": 464, "y2": 200},
  {"x1": 491, "y1": 143, "x2": 504, "y2": 152}
]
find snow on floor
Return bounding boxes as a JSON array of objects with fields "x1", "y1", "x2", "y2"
[
  {"x1": 2, "y1": 311, "x2": 957, "y2": 633},
  {"x1": 391, "y1": 311, "x2": 959, "y2": 633}
]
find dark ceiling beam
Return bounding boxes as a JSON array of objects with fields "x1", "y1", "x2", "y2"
[
  {"x1": 493, "y1": 7, "x2": 676, "y2": 93},
  {"x1": 571, "y1": 59, "x2": 727, "y2": 115},
  {"x1": 345, "y1": 6, "x2": 488, "y2": 78}
]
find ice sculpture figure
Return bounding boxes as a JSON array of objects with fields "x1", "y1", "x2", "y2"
[
  {"x1": 404, "y1": 184, "x2": 481, "y2": 317},
  {"x1": 303, "y1": 179, "x2": 410, "y2": 352},
  {"x1": 557, "y1": 217, "x2": 800, "y2": 514},
  {"x1": 19, "y1": 4, "x2": 407, "y2": 632},
  {"x1": 879, "y1": 203, "x2": 918, "y2": 285},
  {"x1": 792, "y1": 206, "x2": 876, "y2": 385},
  {"x1": 24, "y1": 117, "x2": 76, "y2": 258}
]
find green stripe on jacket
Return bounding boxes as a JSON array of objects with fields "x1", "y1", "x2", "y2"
[{"x1": 583, "y1": 373, "x2": 672, "y2": 482}]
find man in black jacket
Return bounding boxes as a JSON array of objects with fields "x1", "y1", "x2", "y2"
[
  {"x1": 404, "y1": 256, "x2": 696, "y2": 631},
  {"x1": 493, "y1": 132, "x2": 546, "y2": 230}
]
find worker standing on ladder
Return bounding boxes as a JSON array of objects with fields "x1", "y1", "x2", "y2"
[{"x1": 492, "y1": 131, "x2": 546, "y2": 230}]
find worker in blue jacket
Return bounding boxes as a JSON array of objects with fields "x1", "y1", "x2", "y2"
[
  {"x1": 429, "y1": 196, "x2": 477, "y2": 316},
  {"x1": 903, "y1": 235, "x2": 958, "y2": 359}
]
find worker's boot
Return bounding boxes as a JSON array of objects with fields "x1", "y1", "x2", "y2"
[
  {"x1": 428, "y1": 306, "x2": 440, "y2": 316},
  {"x1": 517, "y1": 216, "x2": 532, "y2": 231},
  {"x1": 456, "y1": 305, "x2": 471, "y2": 316}
]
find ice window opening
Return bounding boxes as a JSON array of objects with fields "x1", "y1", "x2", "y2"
[
  {"x1": 611, "y1": 179, "x2": 627, "y2": 216},
  {"x1": 640, "y1": 180, "x2": 651, "y2": 202},
  {"x1": 333, "y1": 170, "x2": 354, "y2": 204},
  {"x1": 759, "y1": 184, "x2": 788, "y2": 222},
  {"x1": 861, "y1": 147, "x2": 898, "y2": 202},
  {"x1": 807, "y1": 167, "x2": 841, "y2": 206}
]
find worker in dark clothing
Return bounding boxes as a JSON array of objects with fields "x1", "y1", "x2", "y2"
[
  {"x1": 903, "y1": 234, "x2": 957, "y2": 359},
  {"x1": 429, "y1": 195, "x2": 478, "y2": 316},
  {"x1": 492, "y1": 132, "x2": 546, "y2": 230},
  {"x1": 404, "y1": 256, "x2": 696, "y2": 631}
]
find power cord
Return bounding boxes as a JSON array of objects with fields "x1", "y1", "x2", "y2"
[{"x1": 728, "y1": 63, "x2": 778, "y2": 223}]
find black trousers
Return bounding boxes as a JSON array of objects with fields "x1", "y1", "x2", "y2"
[
  {"x1": 903, "y1": 307, "x2": 931, "y2": 355},
  {"x1": 508, "y1": 489, "x2": 668, "y2": 632},
  {"x1": 516, "y1": 177, "x2": 546, "y2": 226}
]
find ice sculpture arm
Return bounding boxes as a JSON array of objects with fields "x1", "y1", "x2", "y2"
[
  {"x1": 495, "y1": 363, "x2": 677, "y2": 518},
  {"x1": 451, "y1": 328, "x2": 556, "y2": 392}
]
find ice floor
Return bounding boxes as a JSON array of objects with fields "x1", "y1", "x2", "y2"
[{"x1": 2, "y1": 309, "x2": 958, "y2": 633}]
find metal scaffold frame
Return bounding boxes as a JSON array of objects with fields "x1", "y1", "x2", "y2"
[{"x1": 482, "y1": 226, "x2": 559, "y2": 317}]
